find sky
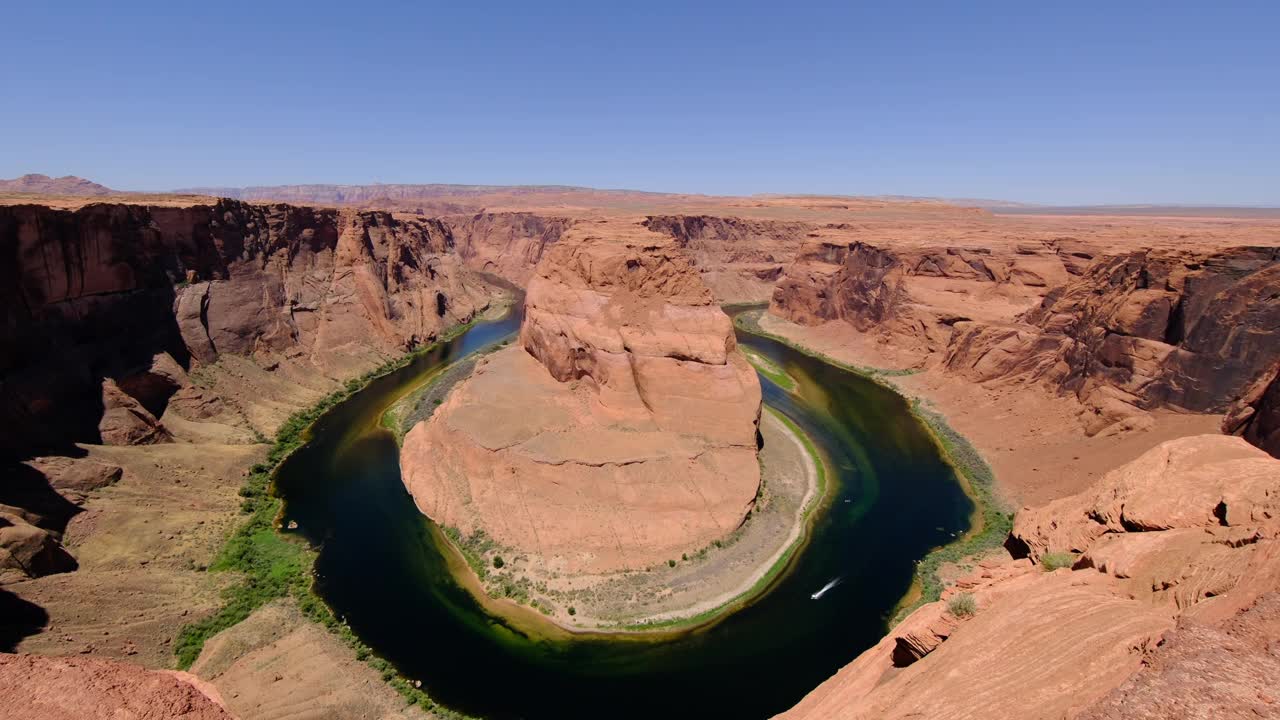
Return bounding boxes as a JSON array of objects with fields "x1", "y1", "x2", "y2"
[{"x1": 2, "y1": 1, "x2": 1277, "y2": 204}]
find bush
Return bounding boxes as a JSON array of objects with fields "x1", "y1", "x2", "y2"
[
  {"x1": 947, "y1": 593, "x2": 977, "y2": 618},
  {"x1": 492, "y1": 556, "x2": 504, "y2": 569},
  {"x1": 568, "y1": 606, "x2": 576, "y2": 616},
  {"x1": 1041, "y1": 552, "x2": 1076, "y2": 571},
  {"x1": 667, "y1": 559, "x2": 676, "y2": 568}
]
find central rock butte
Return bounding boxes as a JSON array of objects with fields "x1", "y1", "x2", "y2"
[{"x1": 400, "y1": 228, "x2": 763, "y2": 573}]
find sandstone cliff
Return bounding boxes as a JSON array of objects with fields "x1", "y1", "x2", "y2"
[
  {"x1": 644, "y1": 215, "x2": 810, "y2": 302},
  {"x1": 777, "y1": 435, "x2": 1280, "y2": 720},
  {"x1": 1, "y1": 200, "x2": 494, "y2": 458},
  {"x1": 400, "y1": 231, "x2": 762, "y2": 573},
  {"x1": 1223, "y1": 360, "x2": 1280, "y2": 458},
  {"x1": 770, "y1": 236, "x2": 1075, "y2": 365},
  {"x1": 770, "y1": 238, "x2": 1279, "y2": 440},
  {"x1": 0, "y1": 200, "x2": 497, "y2": 581},
  {"x1": 946, "y1": 247, "x2": 1280, "y2": 435}
]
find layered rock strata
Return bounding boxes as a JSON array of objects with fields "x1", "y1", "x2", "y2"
[
  {"x1": 777, "y1": 435, "x2": 1280, "y2": 720},
  {"x1": 401, "y1": 232, "x2": 762, "y2": 573},
  {"x1": 0, "y1": 200, "x2": 494, "y2": 457},
  {"x1": 770, "y1": 239, "x2": 1279, "y2": 439}
]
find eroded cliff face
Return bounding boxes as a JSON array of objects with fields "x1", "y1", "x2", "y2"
[
  {"x1": 1223, "y1": 361, "x2": 1280, "y2": 458},
  {"x1": 0, "y1": 200, "x2": 497, "y2": 581},
  {"x1": 769, "y1": 237, "x2": 1279, "y2": 440},
  {"x1": 1, "y1": 200, "x2": 494, "y2": 457},
  {"x1": 946, "y1": 247, "x2": 1280, "y2": 435},
  {"x1": 400, "y1": 232, "x2": 762, "y2": 573},
  {"x1": 643, "y1": 215, "x2": 811, "y2": 302},
  {"x1": 444, "y1": 212, "x2": 572, "y2": 285},
  {"x1": 769, "y1": 237, "x2": 1075, "y2": 365},
  {"x1": 778, "y1": 435, "x2": 1280, "y2": 720}
]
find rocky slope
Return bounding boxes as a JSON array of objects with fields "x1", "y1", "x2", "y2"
[
  {"x1": 770, "y1": 237, "x2": 1280, "y2": 441},
  {"x1": 400, "y1": 229, "x2": 762, "y2": 573},
  {"x1": 945, "y1": 247, "x2": 1280, "y2": 435},
  {"x1": 0, "y1": 653, "x2": 235, "y2": 719},
  {"x1": 770, "y1": 235, "x2": 1076, "y2": 366},
  {"x1": 777, "y1": 434, "x2": 1280, "y2": 720},
  {"x1": 643, "y1": 215, "x2": 810, "y2": 302},
  {"x1": 0, "y1": 200, "x2": 497, "y2": 582},
  {"x1": 1223, "y1": 360, "x2": 1280, "y2": 458}
]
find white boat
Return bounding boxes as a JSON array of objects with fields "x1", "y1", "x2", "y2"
[{"x1": 811, "y1": 577, "x2": 842, "y2": 600}]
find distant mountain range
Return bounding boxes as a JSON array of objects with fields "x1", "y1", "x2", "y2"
[
  {"x1": 2, "y1": 174, "x2": 1276, "y2": 217},
  {"x1": 0, "y1": 174, "x2": 119, "y2": 196}
]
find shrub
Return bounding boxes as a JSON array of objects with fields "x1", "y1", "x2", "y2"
[
  {"x1": 492, "y1": 556, "x2": 504, "y2": 569},
  {"x1": 1041, "y1": 552, "x2": 1076, "y2": 571},
  {"x1": 947, "y1": 593, "x2": 977, "y2": 618},
  {"x1": 667, "y1": 559, "x2": 676, "y2": 568},
  {"x1": 567, "y1": 606, "x2": 576, "y2": 616}
]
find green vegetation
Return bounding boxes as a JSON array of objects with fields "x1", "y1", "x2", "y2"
[
  {"x1": 1040, "y1": 551, "x2": 1077, "y2": 571},
  {"x1": 174, "y1": 323, "x2": 489, "y2": 718},
  {"x1": 725, "y1": 305, "x2": 1010, "y2": 626},
  {"x1": 742, "y1": 347, "x2": 797, "y2": 391},
  {"x1": 947, "y1": 592, "x2": 977, "y2": 618},
  {"x1": 893, "y1": 399, "x2": 1013, "y2": 623},
  {"x1": 493, "y1": 555, "x2": 505, "y2": 569}
]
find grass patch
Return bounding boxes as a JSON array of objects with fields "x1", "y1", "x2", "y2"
[
  {"x1": 1040, "y1": 551, "x2": 1077, "y2": 571},
  {"x1": 174, "y1": 320, "x2": 489, "y2": 718},
  {"x1": 947, "y1": 592, "x2": 977, "y2": 618},
  {"x1": 742, "y1": 347, "x2": 797, "y2": 391}
]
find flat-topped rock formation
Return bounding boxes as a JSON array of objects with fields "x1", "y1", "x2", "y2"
[
  {"x1": 777, "y1": 434, "x2": 1280, "y2": 720},
  {"x1": 400, "y1": 231, "x2": 762, "y2": 573}
]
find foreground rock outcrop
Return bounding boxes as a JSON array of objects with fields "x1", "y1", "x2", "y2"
[
  {"x1": 401, "y1": 231, "x2": 762, "y2": 572},
  {"x1": 0, "y1": 653, "x2": 235, "y2": 719},
  {"x1": 777, "y1": 435, "x2": 1280, "y2": 720}
]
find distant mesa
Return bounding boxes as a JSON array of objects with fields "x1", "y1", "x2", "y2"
[{"x1": 0, "y1": 173, "x2": 118, "y2": 196}]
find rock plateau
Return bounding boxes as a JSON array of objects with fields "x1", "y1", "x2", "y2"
[{"x1": 401, "y1": 229, "x2": 762, "y2": 573}]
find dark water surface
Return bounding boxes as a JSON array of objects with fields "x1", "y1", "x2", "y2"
[{"x1": 274, "y1": 305, "x2": 972, "y2": 719}]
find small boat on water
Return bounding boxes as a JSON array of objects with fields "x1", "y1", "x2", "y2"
[{"x1": 811, "y1": 577, "x2": 842, "y2": 600}]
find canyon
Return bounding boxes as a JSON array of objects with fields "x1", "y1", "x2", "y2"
[{"x1": 2, "y1": 180, "x2": 1278, "y2": 719}]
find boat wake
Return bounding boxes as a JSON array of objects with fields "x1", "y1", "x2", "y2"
[{"x1": 810, "y1": 577, "x2": 842, "y2": 600}]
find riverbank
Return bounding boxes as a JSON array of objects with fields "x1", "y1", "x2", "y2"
[
  {"x1": 736, "y1": 308, "x2": 1225, "y2": 618},
  {"x1": 731, "y1": 308, "x2": 1009, "y2": 619},
  {"x1": 747, "y1": 310, "x2": 1221, "y2": 508},
  {"x1": 171, "y1": 305, "x2": 517, "y2": 719},
  {"x1": 422, "y1": 405, "x2": 828, "y2": 636}
]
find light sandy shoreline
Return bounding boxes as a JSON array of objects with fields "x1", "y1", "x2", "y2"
[{"x1": 430, "y1": 405, "x2": 827, "y2": 637}]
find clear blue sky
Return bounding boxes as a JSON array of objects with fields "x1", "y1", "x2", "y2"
[{"x1": 3, "y1": 1, "x2": 1277, "y2": 204}]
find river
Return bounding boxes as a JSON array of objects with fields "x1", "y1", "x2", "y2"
[{"x1": 273, "y1": 302, "x2": 972, "y2": 719}]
